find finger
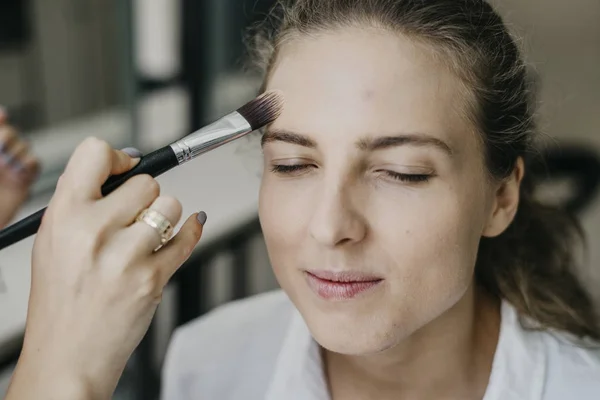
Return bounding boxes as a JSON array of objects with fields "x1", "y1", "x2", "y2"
[
  {"x1": 152, "y1": 212, "x2": 205, "y2": 285},
  {"x1": 124, "y1": 195, "x2": 182, "y2": 256},
  {"x1": 98, "y1": 174, "x2": 160, "y2": 228},
  {"x1": 6, "y1": 137, "x2": 27, "y2": 161},
  {"x1": 0, "y1": 125, "x2": 17, "y2": 164},
  {"x1": 61, "y1": 137, "x2": 140, "y2": 200},
  {"x1": 13, "y1": 152, "x2": 41, "y2": 183},
  {"x1": 0, "y1": 126, "x2": 39, "y2": 183},
  {"x1": 2, "y1": 139, "x2": 29, "y2": 183}
]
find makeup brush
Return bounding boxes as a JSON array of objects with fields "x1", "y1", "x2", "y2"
[{"x1": 0, "y1": 91, "x2": 284, "y2": 251}]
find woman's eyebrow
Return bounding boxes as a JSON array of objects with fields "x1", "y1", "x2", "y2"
[
  {"x1": 261, "y1": 129, "x2": 317, "y2": 148},
  {"x1": 262, "y1": 128, "x2": 453, "y2": 156},
  {"x1": 357, "y1": 134, "x2": 454, "y2": 156}
]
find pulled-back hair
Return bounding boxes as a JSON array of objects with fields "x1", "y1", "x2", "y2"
[{"x1": 246, "y1": 0, "x2": 599, "y2": 340}]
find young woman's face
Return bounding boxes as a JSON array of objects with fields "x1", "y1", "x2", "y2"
[{"x1": 259, "y1": 27, "x2": 500, "y2": 355}]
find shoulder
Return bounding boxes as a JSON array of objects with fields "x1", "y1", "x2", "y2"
[
  {"x1": 161, "y1": 290, "x2": 295, "y2": 399},
  {"x1": 540, "y1": 331, "x2": 600, "y2": 400},
  {"x1": 495, "y1": 301, "x2": 600, "y2": 400},
  {"x1": 165, "y1": 289, "x2": 294, "y2": 367}
]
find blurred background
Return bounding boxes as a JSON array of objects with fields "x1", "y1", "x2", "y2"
[{"x1": 0, "y1": 1, "x2": 598, "y2": 399}]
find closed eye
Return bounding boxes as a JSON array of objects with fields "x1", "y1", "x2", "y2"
[
  {"x1": 379, "y1": 170, "x2": 431, "y2": 183},
  {"x1": 270, "y1": 164, "x2": 315, "y2": 175},
  {"x1": 271, "y1": 164, "x2": 432, "y2": 184}
]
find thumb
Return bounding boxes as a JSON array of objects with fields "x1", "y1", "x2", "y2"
[{"x1": 154, "y1": 212, "x2": 206, "y2": 285}]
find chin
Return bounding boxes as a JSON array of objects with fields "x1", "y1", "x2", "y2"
[{"x1": 299, "y1": 306, "x2": 408, "y2": 356}]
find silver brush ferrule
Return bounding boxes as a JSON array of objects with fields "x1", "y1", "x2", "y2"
[{"x1": 169, "y1": 111, "x2": 253, "y2": 164}]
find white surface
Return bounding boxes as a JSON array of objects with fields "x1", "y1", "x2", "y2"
[{"x1": 0, "y1": 139, "x2": 263, "y2": 354}]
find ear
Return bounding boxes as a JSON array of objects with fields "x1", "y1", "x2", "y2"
[{"x1": 482, "y1": 157, "x2": 525, "y2": 238}]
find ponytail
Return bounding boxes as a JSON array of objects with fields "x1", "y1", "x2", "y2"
[{"x1": 476, "y1": 176, "x2": 600, "y2": 340}]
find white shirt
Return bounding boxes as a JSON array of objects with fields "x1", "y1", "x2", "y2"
[{"x1": 161, "y1": 290, "x2": 600, "y2": 400}]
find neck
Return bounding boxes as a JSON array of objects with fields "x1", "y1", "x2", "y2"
[{"x1": 324, "y1": 284, "x2": 501, "y2": 400}]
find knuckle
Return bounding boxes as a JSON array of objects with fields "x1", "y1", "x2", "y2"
[
  {"x1": 79, "y1": 136, "x2": 101, "y2": 150},
  {"x1": 96, "y1": 210, "x2": 118, "y2": 235},
  {"x1": 75, "y1": 226, "x2": 103, "y2": 254},
  {"x1": 97, "y1": 141, "x2": 113, "y2": 159},
  {"x1": 80, "y1": 137, "x2": 111, "y2": 158},
  {"x1": 48, "y1": 217, "x2": 100, "y2": 258},
  {"x1": 147, "y1": 177, "x2": 161, "y2": 198},
  {"x1": 136, "y1": 268, "x2": 162, "y2": 299},
  {"x1": 160, "y1": 195, "x2": 182, "y2": 214},
  {"x1": 138, "y1": 174, "x2": 160, "y2": 198},
  {"x1": 55, "y1": 173, "x2": 79, "y2": 200},
  {"x1": 101, "y1": 247, "x2": 126, "y2": 272},
  {"x1": 55, "y1": 173, "x2": 67, "y2": 189}
]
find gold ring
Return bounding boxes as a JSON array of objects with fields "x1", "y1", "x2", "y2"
[{"x1": 135, "y1": 208, "x2": 174, "y2": 251}]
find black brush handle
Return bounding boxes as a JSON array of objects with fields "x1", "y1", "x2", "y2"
[
  {"x1": 101, "y1": 145, "x2": 178, "y2": 195},
  {"x1": 0, "y1": 146, "x2": 179, "y2": 251}
]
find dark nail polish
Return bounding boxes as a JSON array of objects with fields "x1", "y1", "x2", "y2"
[
  {"x1": 121, "y1": 147, "x2": 143, "y2": 158},
  {"x1": 197, "y1": 211, "x2": 207, "y2": 226}
]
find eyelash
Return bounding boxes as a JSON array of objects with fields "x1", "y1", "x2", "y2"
[
  {"x1": 270, "y1": 164, "x2": 310, "y2": 174},
  {"x1": 270, "y1": 164, "x2": 431, "y2": 183}
]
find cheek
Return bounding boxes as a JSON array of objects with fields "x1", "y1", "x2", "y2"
[
  {"x1": 371, "y1": 181, "x2": 487, "y2": 295},
  {"x1": 258, "y1": 177, "x2": 310, "y2": 260}
]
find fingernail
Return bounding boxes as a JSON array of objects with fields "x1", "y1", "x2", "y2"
[
  {"x1": 197, "y1": 211, "x2": 207, "y2": 226},
  {"x1": 121, "y1": 147, "x2": 143, "y2": 158}
]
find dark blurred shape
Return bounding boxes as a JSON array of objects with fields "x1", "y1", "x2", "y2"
[
  {"x1": 0, "y1": 0, "x2": 30, "y2": 50},
  {"x1": 2, "y1": 104, "x2": 42, "y2": 132},
  {"x1": 531, "y1": 144, "x2": 600, "y2": 214},
  {"x1": 223, "y1": 0, "x2": 276, "y2": 70}
]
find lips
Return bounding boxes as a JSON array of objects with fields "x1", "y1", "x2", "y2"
[{"x1": 304, "y1": 270, "x2": 383, "y2": 301}]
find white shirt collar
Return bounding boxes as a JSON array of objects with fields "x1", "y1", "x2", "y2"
[
  {"x1": 265, "y1": 300, "x2": 547, "y2": 400},
  {"x1": 483, "y1": 301, "x2": 547, "y2": 400},
  {"x1": 265, "y1": 307, "x2": 330, "y2": 400}
]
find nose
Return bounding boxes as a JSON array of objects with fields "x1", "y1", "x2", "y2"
[{"x1": 308, "y1": 182, "x2": 367, "y2": 248}]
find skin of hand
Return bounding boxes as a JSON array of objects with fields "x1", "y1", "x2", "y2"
[
  {"x1": 0, "y1": 108, "x2": 41, "y2": 228},
  {"x1": 5, "y1": 137, "x2": 205, "y2": 400}
]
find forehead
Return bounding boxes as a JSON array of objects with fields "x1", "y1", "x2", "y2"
[{"x1": 266, "y1": 27, "x2": 475, "y2": 146}]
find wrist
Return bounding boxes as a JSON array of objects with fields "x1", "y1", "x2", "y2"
[
  {"x1": 15, "y1": 331, "x2": 128, "y2": 399},
  {"x1": 7, "y1": 344, "x2": 115, "y2": 400},
  {"x1": 7, "y1": 359, "x2": 100, "y2": 400}
]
